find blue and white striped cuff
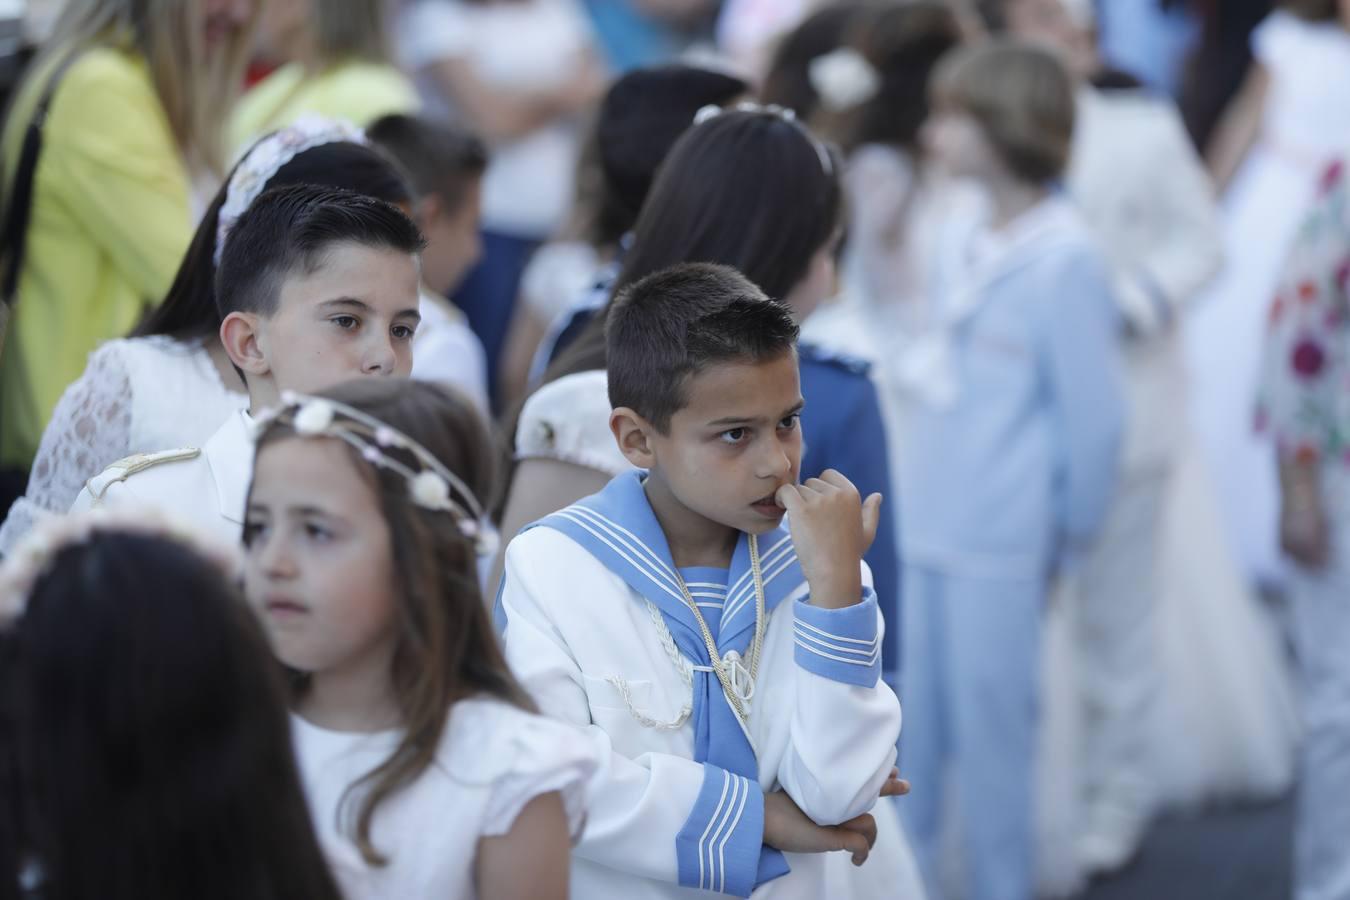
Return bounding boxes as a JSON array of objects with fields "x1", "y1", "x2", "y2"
[
  {"x1": 793, "y1": 588, "x2": 882, "y2": 687},
  {"x1": 676, "y1": 765, "x2": 764, "y2": 897}
]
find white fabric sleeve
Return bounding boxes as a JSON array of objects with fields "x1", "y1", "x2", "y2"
[
  {"x1": 411, "y1": 318, "x2": 491, "y2": 417},
  {"x1": 476, "y1": 711, "x2": 598, "y2": 840},
  {"x1": 515, "y1": 371, "x2": 632, "y2": 478},
  {"x1": 1251, "y1": 11, "x2": 1298, "y2": 69},
  {"x1": 775, "y1": 565, "x2": 902, "y2": 826},
  {"x1": 499, "y1": 530, "x2": 749, "y2": 888},
  {"x1": 0, "y1": 342, "x2": 133, "y2": 554},
  {"x1": 1112, "y1": 103, "x2": 1223, "y2": 335}
]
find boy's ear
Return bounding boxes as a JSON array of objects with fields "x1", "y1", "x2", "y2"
[
  {"x1": 416, "y1": 193, "x2": 444, "y2": 231},
  {"x1": 611, "y1": 407, "x2": 656, "y2": 470},
  {"x1": 220, "y1": 311, "x2": 270, "y2": 378}
]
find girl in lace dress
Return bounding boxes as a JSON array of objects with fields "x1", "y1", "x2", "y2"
[
  {"x1": 243, "y1": 378, "x2": 595, "y2": 900},
  {"x1": 0, "y1": 120, "x2": 414, "y2": 555}
]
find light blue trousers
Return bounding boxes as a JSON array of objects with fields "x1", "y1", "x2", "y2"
[
  {"x1": 1291, "y1": 477, "x2": 1350, "y2": 900},
  {"x1": 899, "y1": 565, "x2": 1043, "y2": 900}
]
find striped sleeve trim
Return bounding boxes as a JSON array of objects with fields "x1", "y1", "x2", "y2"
[
  {"x1": 793, "y1": 588, "x2": 882, "y2": 687},
  {"x1": 676, "y1": 765, "x2": 765, "y2": 897}
]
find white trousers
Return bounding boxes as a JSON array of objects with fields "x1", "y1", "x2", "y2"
[{"x1": 1076, "y1": 464, "x2": 1169, "y2": 822}]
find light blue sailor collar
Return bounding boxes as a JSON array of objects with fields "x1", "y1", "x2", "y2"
[
  {"x1": 895, "y1": 192, "x2": 1087, "y2": 409},
  {"x1": 541, "y1": 470, "x2": 804, "y2": 668}
]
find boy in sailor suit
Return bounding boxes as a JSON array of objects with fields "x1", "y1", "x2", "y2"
[
  {"x1": 498, "y1": 263, "x2": 918, "y2": 899},
  {"x1": 71, "y1": 184, "x2": 425, "y2": 541}
]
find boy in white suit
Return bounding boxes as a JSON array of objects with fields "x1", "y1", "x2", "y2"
[
  {"x1": 72, "y1": 184, "x2": 424, "y2": 540},
  {"x1": 498, "y1": 263, "x2": 917, "y2": 899}
]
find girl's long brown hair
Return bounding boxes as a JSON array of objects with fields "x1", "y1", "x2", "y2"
[{"x1": 254, "y1": 378, "x2": 533, "y2": 867}]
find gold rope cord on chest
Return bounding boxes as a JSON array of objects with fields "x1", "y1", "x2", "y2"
[{"x1": 605, "y1": 534, "x2": 770, "y2": 731}]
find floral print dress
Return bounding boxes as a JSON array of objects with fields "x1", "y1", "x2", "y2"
[{"x1": 1258, "y1": 158, "x2": 1350, "y2": 467}]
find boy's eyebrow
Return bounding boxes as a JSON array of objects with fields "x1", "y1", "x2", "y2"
[
  {"x1": 705, "y1": 399, "x2": 806, "y2": 428},
  {"x1": 318, "y1": 297, "x2": 422, "y2": 323}
]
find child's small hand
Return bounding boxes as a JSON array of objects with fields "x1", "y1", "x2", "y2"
[
  {"x1": 879, "y1": 767, "x2": 910, "y2": 798},
  {"x1": 776, "y1": 470, "x2": 882, "y2": 609},
  {"x1": 763, "y1": 791, "x2": 878, "y2": 866}
]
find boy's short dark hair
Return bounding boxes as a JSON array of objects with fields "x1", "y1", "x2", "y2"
[
  {"x1": 606, "y1": 263, "x2": 800, "y2": 433},
  {"x1": 366, "y1": 114, "x2": 488, "y2": 214},
  {"x1": 215, "y1": 183, "x2": 425, "y2": 319}
]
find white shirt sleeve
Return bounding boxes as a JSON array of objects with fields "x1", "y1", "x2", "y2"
[
  {"x1": 0, "y1": 341, "x2": 133, "y2": 554},
  {"x1": 411, "y1": 311, "x2": 491, "y2": 417},
  {"x1": 515, "y1": 371, "x2": 631, "y2": 477}
]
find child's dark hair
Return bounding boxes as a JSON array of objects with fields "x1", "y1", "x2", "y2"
[
  {"x1": 366, "y1": 114, "x2": 488, "y2": 213},
  {"x1": 544, "y1": 108, "x2": 839, "y2": 383},
  {"x1": 606, "y1": 263, "x2": 800, "y2": 433},
  {"x1": 134, "y1": 140, "x2": 415, "y2": 343},
  {"x1": 589, "y1": 65, "x2": 750, "y2": 247},
  {"x1": 251, "y1": 378, "x2": 531, "y2": 867},
  {"x1": 760, "y1": 2, "x2": 873, "y2": 121},
  {"x1": 0, "y1": 531, "x2": 342, "y2": 900},
  {"x1": 216, "y1": 183, "x2": 425, "y2": 320},
  {"x1": 840, "y1": 2, "x2": 965, "y2": 153}
]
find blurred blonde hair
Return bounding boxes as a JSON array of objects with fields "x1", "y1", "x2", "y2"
[
  {"x1": 33, "y1": 0, "x2": 257, "y2": 173},
  {"x1": 311, "y1": 0, "x2": 394, "y2": 68},
  {"x1": 932, "y1": 39, "x2": 1075, "y2": 184}
]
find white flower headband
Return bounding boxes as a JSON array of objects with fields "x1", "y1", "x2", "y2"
[
  {"x1": 0, "y1": 508, "x2": 242, "y2": 626},
  {"x1": 693, "y1": 101, "x2": 836, "y2": 176},
  {"x1": 252, "y1": 391, "x2": 497, "y2": 556},
  {"x1": 214, "y1": 116, "x2": 368, "y2": 265},
  {"x1": 808, "y1": 47, "x2": 881, "y2": 112}
]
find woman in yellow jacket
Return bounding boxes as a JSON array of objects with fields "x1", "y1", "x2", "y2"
[
  {"x1": 230, "y1": 0, "x2": 419, "y2": 152},
  {"x1": 0, "y1": 0, "x2": 255, "y2": 492}
]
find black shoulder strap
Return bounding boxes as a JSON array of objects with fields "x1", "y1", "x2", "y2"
[{"x1": 0, "y1": 50, "x2": 83, "y2": 306}]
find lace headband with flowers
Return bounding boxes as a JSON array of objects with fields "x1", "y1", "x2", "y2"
[
  {"x1": 251, "y1": 392, "x2": 497, "y2": 556},
  {"x1": 214, "y1": 116, "x2": 368, "y2": 265},
  {"x1": 693, "y1": 101, "x2": 836, "y2": 177},
  {"x1": 0, "y1": 508, "x2": 242, "y2": 626}
]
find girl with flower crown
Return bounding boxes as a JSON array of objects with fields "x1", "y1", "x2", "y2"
[
  {"x1": 0, "y1": 120, "x2": 414, "y2": 556},
  {"x1": 243, "y1": 376, "x2": 596, "y2": 899}
]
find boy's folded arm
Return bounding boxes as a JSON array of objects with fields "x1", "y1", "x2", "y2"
[
  {"x1": 500, "y1": 538, "x2": 769, "y2": 897},
  {"x1": 776, "y1": 578, "x2": 902, "y2": 826}
]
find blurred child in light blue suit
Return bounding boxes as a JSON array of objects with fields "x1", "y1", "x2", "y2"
[{"x1": 896, "y1": 41, "x2": 1124, "y2": 900}]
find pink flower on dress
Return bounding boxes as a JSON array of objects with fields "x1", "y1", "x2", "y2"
[
  {"x1": 1320, "y1": 159, "x2": 1345, "y2": 196},
  {"x1": 1299, "y1": 280, "x2": 1319, "y2": 304},
  {"x1": 1292, "y1": 337, "x2": 1327, "y2": 379}
]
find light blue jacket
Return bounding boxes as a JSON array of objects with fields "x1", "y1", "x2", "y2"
[{"x1": 898, "y1": 197, "x2": 1125, "y2": 580}]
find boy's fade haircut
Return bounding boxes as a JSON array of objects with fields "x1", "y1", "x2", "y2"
[
  {"x1": 931, "y1": 39, "x2": 1076, "y2": 184},
  {"x1": 606, "y1": 262, "x2": 800, "y2": 433},
  {"x1": 366, "y1": 114, "x2": 489, "y2": 213},
  {"x1": 215, "y1": 183, "x2": 425, "y2": 320}
]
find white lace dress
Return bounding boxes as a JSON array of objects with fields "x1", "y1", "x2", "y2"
[{"x1": 0, "y1": 336, "x2": 247, "y2": 554}]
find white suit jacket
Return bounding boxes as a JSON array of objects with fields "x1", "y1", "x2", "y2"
[{"x1": 70, "y1": 409, "x2": 252, "y2": 545}]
